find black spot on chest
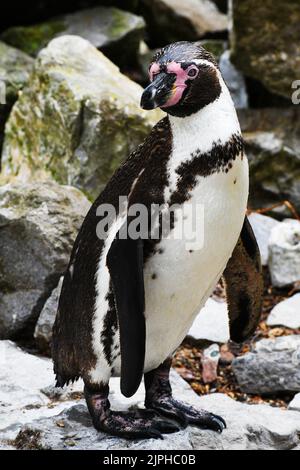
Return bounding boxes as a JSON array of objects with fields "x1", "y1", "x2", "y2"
[{"x1": 169, "y1": 134, "x2": 244, "y2": 206}]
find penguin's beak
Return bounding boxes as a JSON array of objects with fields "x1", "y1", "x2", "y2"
[{"x1": 140, "y1": 73, "x2": 175, "y2": 110}]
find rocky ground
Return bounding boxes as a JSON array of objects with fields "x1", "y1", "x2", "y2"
[
  {"x1": 1, "y1": 341, "x2": 300, "y2": 450},
  {"x1": 0, "y1": 0, "x2": 300, "y2": 451}
]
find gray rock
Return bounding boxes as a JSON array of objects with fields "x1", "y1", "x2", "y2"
[
  {"x1": 141, "y1": 0, "x2": 228, "y2": 44},
  {"x1": 248, "y1": 212, "x2": 280, "y2": 266},
  {"x1": 232, "y1": 335, "x2": 300, "y2": 394},
  {"x1": 0, "y1": 41, "x2": 33, "y2": 104},
  {"x1": 1, "y1": 35, "x2": 162, "y2": 199},
  {"x1": 188, "y1": 298, "x2": 229, "y2": 344},
  {"x1": 34, "y1": 278, "x2": 63, "y2": 353},
  {"x1": 1, "y1": 7, "x2": 145, "y2": 66},
  {"x1": 237, "y1": 107, "x2": 300, "y2": 216},
  {"x1": 1, "y1": 340, "x2": 300, "y2": 450},
  {"x1": 288, "y1": 393, "x2": 300, "y2": 412},
  {"x1": 0, "y1": 182, "x2": 90, "y2": 339},
  {"x1": 268, "y1": 219, "x2": 300, "y2": 288},
  {"x1": 219, "y1": 50, "x2": 248, "y2": 109},
  {"x1": 230, "y1": 0, "x2": 300, "y2": 99},
  {"x1": 267, "y1": 294, "x2": 300, "y2": 329}
]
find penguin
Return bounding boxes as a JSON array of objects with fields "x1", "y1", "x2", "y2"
[{"x1": 52, "y1": 41, "x2": 263, "y2": 439}]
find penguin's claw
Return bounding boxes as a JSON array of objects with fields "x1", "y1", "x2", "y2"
[{"x1": 146, "y1": 397, "x2": 227, "y2": 434}]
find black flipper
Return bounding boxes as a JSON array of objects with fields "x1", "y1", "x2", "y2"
[
  {"x1": 223, "y1": 216, "x2": 264, "y2": 343},
  {"x1": 107, "y1": 230, "x2": 145, "y2": 398}
]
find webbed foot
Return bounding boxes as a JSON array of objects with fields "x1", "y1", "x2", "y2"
[
  {"x1": 144, "y1": 358, "x2": 226, "y2": 434},
  {"x1": 84, "y1": 384, "x2": 180, "y2": 439}
]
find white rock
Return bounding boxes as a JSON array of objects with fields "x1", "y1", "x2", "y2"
[
  {"x1": 269, "y1": 219, "x2": 300, "y2": 287},
  {"x1": 188, "y1": 298, "x2": 229, "y2": 343},
  {"x1": 248, "y1": 212, "x2": 280, "y2": 266},
  {"x1": 288, "y1": 393, "x2": 300, "y2": 412},
  {"x1": 219, "y1": 50, "x2": 248, "y2": 109},
  {"x1": 0, "y1": 341, "x2": 82, "y2": 431},
  {"x1": 267, "y1": 294, "x2": 300, "y2": 329}
]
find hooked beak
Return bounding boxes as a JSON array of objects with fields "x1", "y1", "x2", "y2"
[{"x1": 140, "y1": 73, "x2": 176, "y2": 110}]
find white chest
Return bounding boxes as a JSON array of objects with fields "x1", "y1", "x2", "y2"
[{"x1": 143, "y1": 84, "x2": 249, "y2": 371}]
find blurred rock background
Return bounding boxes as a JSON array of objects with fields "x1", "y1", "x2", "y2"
[{"x1": 0, "y1": 0, "x2": 300, "y2": 450}]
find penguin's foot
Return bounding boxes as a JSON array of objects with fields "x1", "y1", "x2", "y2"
[
  {"x1": 144, "y1": 358, "x2": 226, "y2": 434},
  {"x1": 145, "y1": 396, "x2": 226, "y2": 433},
  {"x1": 84, "y1": 385, "x2": 180, "y2": 439}
]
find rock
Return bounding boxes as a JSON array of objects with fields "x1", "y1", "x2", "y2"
[
  {"x1": 198, "y1": 40, "x2": 227, "y2": 62},
  {"x1": 201, "y1": 344, "x2": 220, "y2": 384},
  {"x1": 237, "y1": 108, "x2": 300, "y2": 216},
  {"x1": 0, "y1": 42, "x2": 33, "y2": 156},
  {"x1": 0, "y1": 182, "x2": 90, "y2": 339},
  {"x1": 288, "y1": 393, "x2": 300, "y2": 412},
  {"x1": 141, "y1": 0, "x2": 228, "y2": 44},
  {"x1": 232, "y1": 335, "x2": 300, "y2": 394},
  {"x1": 268, "y1": 219, "x2": 300, "y2": 288},
  {"x1": 1, "y1": 340, "x2": 300, "y2": 450},
  {"x1": 248, "y1": 213, "x2": 280, "y2": 266},
  {"x1": 0, "y1": 341, "x2": 83, "y2": 433},
  {"x1": 230, "y1": 0, "x2": 300, "y2": 99},
  {"x1": 0, "y1": 41, "x2": 34, "y2": 104},
  {"x1": 188, "y1": 298, "x2": 229, "y2": 344},
  {"x1": 219, "y1": 50, "x2": 248, "y2": 109},
  {"x1": 1, "y1": 7, "x2": 145, "y2": 67},
  {"x1": 1, "y1": 36, "x2": 162, "y2": 199},
  {"x1": 267, "y1": 294, "x2": 300, "y2": 329},
  {"x1": 34, "y1": 278, "x2": 63, "y2": 353}
]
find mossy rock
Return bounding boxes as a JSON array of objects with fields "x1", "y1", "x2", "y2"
[
  {"x1": 0, "y1": 41, "x2": 33, "y2": 156},
  {"x1": 1, "y1": 7, "x2": 145, "y2": 67},
  {"x1": 231, "y1": 0, "x2": 300, "y2": 99},
  {"x1": 1, "y1": 35, "x2": 162, "y2": 200}
]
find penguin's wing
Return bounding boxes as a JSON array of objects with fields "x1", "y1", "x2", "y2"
[
  {"x1": 223, "y1": 216, "x2": 264, "y2": 343},
  {"x1": 107, "y1": 229, "x2": 145, "y2": 398}
]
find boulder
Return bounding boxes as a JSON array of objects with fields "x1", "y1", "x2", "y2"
[
  {"x1": 34, "y1": 278, "x2": 63, "y2": 354},
  {"x1": 1, "y1": 36, "x2": 162, "y2": 199},
  {"x1": 237, "y1": 108, "x2": 300, "y2": 217},
  {"x1": 267, "y1": 294, "x2": 300, "y2": 329},
  {"x1": 0, "y1": 182, "x2": 90, "y2": 339},
  {"x1": 268, "y1": 219, "x2": 300, "y2": 288},
  {"x1": 248, "y1": 212, "x2": 280, "y2": 266},
  {"x1": 288, "y1": 393, "x2": 300, "y2": 412},
  {"x1": 232, "y1": 335, "x2": 300, "y2": 394},
  {"x1": 1, "y1": 7, "x2": 145, "y2": 67},
  {"x1": 1, "y1": 340, "x2": 300, "y2": 450},
  {"x1": 140, "y1": 0, "x2": 228, "y2": 44},
  {"x1": 230, "y1": 0, "x2": 300, "y2": 99},
  {"x1": 187, "y1": 298, "x2": 229, "y2": 344}
]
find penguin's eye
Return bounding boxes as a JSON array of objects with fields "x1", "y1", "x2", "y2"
[{"x1": 187, "y1": 66, "x2": 199, "y2": 79}]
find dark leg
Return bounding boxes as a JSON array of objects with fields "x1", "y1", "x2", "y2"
[
  {"x1": 84, "y1": 382, "x2": 181, "y2": 439},
  {"x1": 144, "y1": 358, "x2": 226, "y2": 433}
]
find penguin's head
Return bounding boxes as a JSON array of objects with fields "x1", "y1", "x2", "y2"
[{"x1": 141, "y1": 41, "x2": 222, "y2": 118}]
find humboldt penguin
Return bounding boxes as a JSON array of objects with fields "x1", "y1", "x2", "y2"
[{"x1": 52, "y1": 41, "x2": 263, "y2": 439}]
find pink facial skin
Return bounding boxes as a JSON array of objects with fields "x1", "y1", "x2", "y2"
[{"x1": 149, "y1": 61, "x2": 199, "y2": 108}]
